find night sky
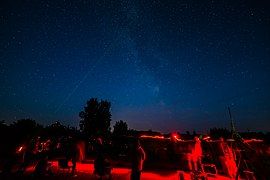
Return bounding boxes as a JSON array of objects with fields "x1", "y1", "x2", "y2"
[{"x1": 1, "y1": 0, "x2": 270, "y2": 133}]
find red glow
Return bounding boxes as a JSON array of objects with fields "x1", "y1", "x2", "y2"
[
  {"x1": 16, "y1": 146, "x2": 24, "y2": 153},
  {"x1": 50, "y1": 161, "x2": 180, "y2": 179},
  {"x1": 24, "y1": 161, "x2": 232, "y2": 179},
  {"x1": 244, "y1": 139, "x2": 263, "y2": 143},
  {"x1": 18, "y1": 146, "x2": 23, "y2": 152},
  {"x1": 189, "y1": 137, "x2": 203, "y2": 171},
  {"x1": 203, "y1": 136, "x2": 211, "y2": 141},
  {"x1": 218, "y1": 140, "x2": 237, "y2": 178},
  {"x1": 171, "y1": 133, "x2": 181, "y2": 141},
  {"x1": 140, "y1": 135, "x2": 165, "y2": 139}
]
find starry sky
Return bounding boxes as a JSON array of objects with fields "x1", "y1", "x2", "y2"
[{"x1": 1, "y1": 0, "x2": 270, "y2": 133}]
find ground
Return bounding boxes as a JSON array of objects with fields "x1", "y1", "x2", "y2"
[{"x1": 0, "y1": 161, "x2": 233, "y2": 180}]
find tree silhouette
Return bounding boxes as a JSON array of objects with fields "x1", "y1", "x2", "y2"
[
  {"x1": 11, "y1": 119, "x2": 42, "y2": 136},
  {"x1": 0, "y1": 120, "x2": 6, "y2": 126},
  {"x1": 79, "y1": 98, "x2": 111, "y2": 138},
  {"x1": 113, "y1": 120, "x2": 128, "y2": 137},
  {"x1": 0, "y1": 120, "x2": 7, "y2": 134},
  {"x1": 9, "y1": 119, "x2": 42, "y2": 145},
  {"x1": 0, "y1": 120, "x2": 9, "y2": 143},
  {"x1": 43, "y1": 121, "x2": 69, "y2": 138}
]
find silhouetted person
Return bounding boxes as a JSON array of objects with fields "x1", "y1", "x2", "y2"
[
  {"x1": 94, "y1": 138, "x2": 111, "y2": 179},
  {"x1": 191, "y1": 137, "x2": 202, "y2": 172},
  {"x1": 131, "y1": 139, "x2": 146, "y2": 180},
  {"x1": 65, "y1": 137, "x2": 78, "y2": 176},
  {"x1": 34, "y1": 155, "x2": 53, "y2": 177},
  {"x1": 18, "y1": 145, "x2": 33, "y2": 173},
  {"x1": 70, "y1": 138, "x2": 78, "y2": 176}
]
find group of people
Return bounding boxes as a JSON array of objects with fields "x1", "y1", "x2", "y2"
[
  {"x1": 1, "y1": 136, "x2": 147, "y2": 180},
  {"x1": 93, "y1": 138, "x2": 146, "y2": 180},
  {"x1": 130, "y1": 139, "x2": 146, "y2": 180},
  {"x1": 32, "y1": 137, "x2": 147, "y2": 180}
]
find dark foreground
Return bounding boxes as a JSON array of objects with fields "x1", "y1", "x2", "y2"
[{"x1": 0, "y1": 161, "x2": 234, "y2": 180}]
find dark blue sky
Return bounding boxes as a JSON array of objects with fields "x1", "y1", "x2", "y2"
[{"x1": 1, "y1": 0, "x2": 270, "y2": 133}]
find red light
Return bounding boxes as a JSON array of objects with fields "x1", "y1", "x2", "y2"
[
  {"x1": 171, "y1": 133, "x2": 180, "y2": 141},
  {"x1": 17, "y1": 146, "x2": 24, "y2": 153},
  {"x1": 140, "y1": 135, "x2": 165, "y2": 139},
  {"x1": 203, "y1": 136, "x2": 211, "y2": 141}
]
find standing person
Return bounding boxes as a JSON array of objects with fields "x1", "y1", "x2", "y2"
[
  {"x1": 34, "y1": 155, "x2": 53, "y2": 177},
  {"x1": 192, "y1": 136, "x2": 203, "y2": 171},
  {"x1": 64, "y1": 136, "x2": 78, "y2": 177},
  {"x1": 94, "y1": 138, "x2": 105, "y2": 177},
  {"x1": 94, "y1": 138, "x2": 112, "y2": 179},
  {"x1": 70, "y1": 138, "x2": 78, "y2": 177},
  {"x1": 131, "y1": 139, "x2": 146, "y2": 180}
]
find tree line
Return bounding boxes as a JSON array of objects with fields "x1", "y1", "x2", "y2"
[
  {"x1": 1, "y1": 97, "x2": 269, "y2": 144},
  {"x1": 0, "y1": 98, "x2": 131, "y2": 141}
]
